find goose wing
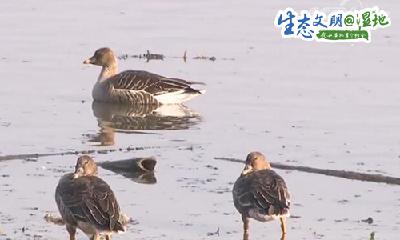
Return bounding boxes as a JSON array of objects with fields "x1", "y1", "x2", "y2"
[
  {"x1": 56, "y1": 174, "x2": 124, "y2": 232},
  {"x1": 233, "y1": 170, "x2": 290, "y2": 216},
  {"x1": 108, "y1": 70, "x2": 201, "y2": 95}
]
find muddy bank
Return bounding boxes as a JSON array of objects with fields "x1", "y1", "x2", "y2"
[{"x1": 215, "y1": 157, "x2": 400, "y2": 185}]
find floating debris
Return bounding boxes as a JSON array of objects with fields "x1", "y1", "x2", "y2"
[
  {"x1": 118, "y1": 50, "x2": 164, "y2": 62},
  {"x1": 362, "y1": 217, "x2": 374, "y2": 224},
  {"x1": 205, "y1": 165, "x2": 218, "y2": 170},
  {"x1": 193, "y1": 55, "x2": 216, "y2": 61},
  {"x1": 118, "y1": 50, "x2": 234, "y2": 62},
  {"x1": 206, "y1": 227, "x2": 220, "y2": 236},
  {"x1": 144, "y1": 50, "x2": 164, "y2": 61},
  {"x1": 338, "y1": 199, "x2": 349, "y2": 204}
]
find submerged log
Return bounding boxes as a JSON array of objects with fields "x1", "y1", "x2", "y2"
[
  {"x1": 98, "y1": 157, "x2": 157, "y2": 184},
  {"x1": 214, "y1": 157, "x2": 400, "y2": 185}
]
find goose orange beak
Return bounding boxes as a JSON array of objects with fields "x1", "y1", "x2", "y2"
[
  {"x1": 241, "y1": 164, "x2": 253, "y2": 175},
  {"x1": 83, "y1": 57, "x2": 95, "y2": 64}
]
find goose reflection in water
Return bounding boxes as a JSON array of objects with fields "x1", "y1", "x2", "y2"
[{"x1": 85, "y1": 102, "x2": 202, "y2": 146}]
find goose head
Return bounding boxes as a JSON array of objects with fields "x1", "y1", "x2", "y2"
[
  {"x1": 83, "y1": 47, "x2": 117, "y2": 67},
  {"x1": 241, "y1": 151, "x2": 271, "y2": 175},
  {"x1": 74, "y1": 155, "x2": 98, "y2": 178}
]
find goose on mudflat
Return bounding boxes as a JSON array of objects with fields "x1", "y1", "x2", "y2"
[
  {"x1": 55, "y1": 155, "x2": 126, "y2": 240},
  {"x1": 233, "y1": 152, "x2": 291, "y2": 240},
  {"x1": 83, "y1": 47, "x2": 205, "y2": 105}
]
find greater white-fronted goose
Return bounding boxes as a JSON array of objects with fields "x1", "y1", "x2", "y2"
[
  {"x1": 83, "y1": 47, "x2": 205, "y2": 105},
  {"x1": 55, "y1": 155, "x2": 126, "y2": 240},
  {"x1": 233, "y1": 152, "x2": 291, "y2": 240}
]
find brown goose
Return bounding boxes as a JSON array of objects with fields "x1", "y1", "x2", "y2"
[
  {"x1": 233, "y1": 152, "x2": 291, "y2": 240},
  {"x1": 55, "y1": 155, "x2": 126, "y2": 240},
  {"x1": 83, "y1": 47, "x2": 205, "y2": 105}
]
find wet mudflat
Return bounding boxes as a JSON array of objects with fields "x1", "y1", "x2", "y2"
[{"x1": 1, "y1": 0, "x2": 400, "y2": 239}]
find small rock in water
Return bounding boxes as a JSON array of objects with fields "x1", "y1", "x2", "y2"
[
  {"x1": 44, "y1": 213, "x2": 65, "y2": 226},
  {"x1": 362, "y1": 217, "x2": 374, "y2": 224}
]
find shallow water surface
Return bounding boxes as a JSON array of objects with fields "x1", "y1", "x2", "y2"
[{"x1": 1, "y1": 0, "x2": 400, "y2": 239}]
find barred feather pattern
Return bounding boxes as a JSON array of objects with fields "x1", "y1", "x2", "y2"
[
  {"x1": 55, "y1": 173, "x2": 125, "y2": 234},
  {"x1": 233, "y1": 170, "x2": 290, "y2": 219},
  {"x1": 93, "y1": 70, "x2": 202, "y2": 105}
]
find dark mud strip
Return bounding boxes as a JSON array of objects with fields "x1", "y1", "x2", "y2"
[
  {"x1": 215, "y1": 157, "x2": 400, "y2": 185},
  {"x1": 0, "y1": 146, "x2": 168, "y2": 162}
]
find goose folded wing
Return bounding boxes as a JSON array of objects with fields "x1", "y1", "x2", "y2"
[
  {"x1": 250, "y1": 174, "x2": 290, "y2": 214},
  {"x1": 235, "y1": 172, "x2": 290, "y2": 214},
  {"x1": 109, "y1": 70, "x2": 200, "y2": 95},
  {"x1": 62, "y1": 178, "x2": 122, "y2": 231}
]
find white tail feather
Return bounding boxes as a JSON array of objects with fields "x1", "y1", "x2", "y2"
[{"x1": 154, "y1": 90, "x2": 204, "y2": 104}]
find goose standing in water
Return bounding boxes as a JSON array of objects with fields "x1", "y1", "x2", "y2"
[
  {"x1": 233, "y1": 152, "x2": 291, "y2": 240},
  {"x1": 55, "y1": 155, "x2": 126, "y2": 240},
  {"x1": 83, "y1": 48, "x2": 205, "y2": 105}
]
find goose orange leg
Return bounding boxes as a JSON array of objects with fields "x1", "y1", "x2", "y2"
[
  {"x1": 90, "y1": 234, "x2": 100, "y2": 240},
  {"x1": 242, "y1": 214, "x2": 249, "y2": 240},
  {"x1": 66, "y1": 224, "x2": 76, "y2": 240},
  {"x1": 280, "y1": 216, "x2": 287, "y2": 239}
]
